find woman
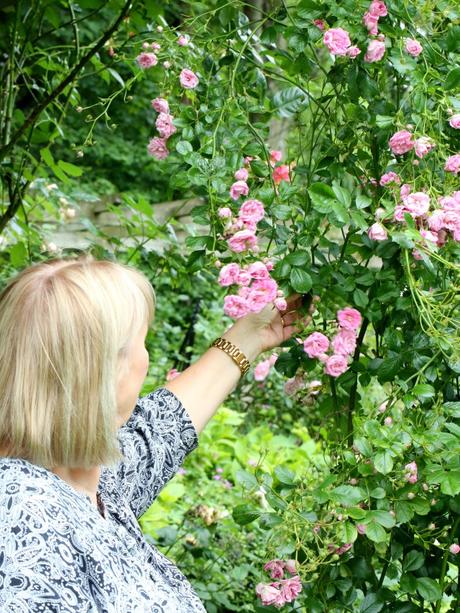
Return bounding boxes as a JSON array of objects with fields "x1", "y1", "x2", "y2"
[{"x1": 0, "y1": 256, "x2": 308, "y2": 612}]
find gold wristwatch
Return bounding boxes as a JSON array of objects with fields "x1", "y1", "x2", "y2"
[{"x1": 210, "y1": 337, "x2": 251, "y2": 377}]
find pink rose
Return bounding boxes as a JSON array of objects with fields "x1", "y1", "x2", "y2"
[
  {"x1": 166, "y1": 368, "x2": 180, "y2": 381},
  {"x1": 151, "y1": 97, "x2": 169, "y2": 113},
  {"x1": 442, "y1": 210, "x2": 460, "y2": 231},
  {"x1": 379, "y1": 171, "x2": 401, "y2": 186},
  {"x1": 368, "y1": 222, "x2": 388, "y2": 241},
  {"x1": 303, "y1": 332, "x2": 330, "y2": 358},
  {"x1": 234, "y1": 168, "x2": 249, "y2": 181},
  {"x1": 270, "y1": 150, "x2": 282, "y2": 164},
  {"x1": 256, "y1": 583, "x2": 283, "y2": 607},
  {"x1": 332, "y1": 330, "x2": 357, "y2": 356},
  {"x1": 403, "y1": 192, "x2": 430, "y2": 217},
  {"x1": 439, "y1": 195, "x2": 460, "y2": 211},
  {"x1": 414, "y1": 137, "x2": 435, "y2": 158},
  {"x1": 400, "y1": 183, "x2": 412, "y2": 198},
  {"x1": 445, "y1": 154, "x2": 460, "y2": 174},
  {"x1": 427, "y1": 210, "x2": 445, "y2": 232},
  {"x1": 218, "y1": 263, "x2": 241, "y2": 286},
  {"x1": 364, "y1": 40, "x2": 386, "y2": 63},
  {"x1": 177, "y1": 35, "x2": 189, "y2": 46},
  {"x1": 405, "y1": 38, "x2": 423, "y2": 57},
  {"x1": 246, "y1": 278, "x2": 278, "y2": 312},
  {"x1": 384, "y1": 416, "x2": 393, "y2": 426},
  {"x1": 237, "y1": 269, "x2": 252, "y2": 286},
  {"x1": 136, "y1": 52, "x2": 158, "y2": 69},
  {"x1": 450, "y1": 544, "x2": 460, "y2": 555},
  {"x1": 264, "y1": 560, "x2": 285, "y2": 579},
  {"x1": 313, "y1": 19, "x2": 325, "y2": 30},
  {"x1": 389, "y1": 130, "x2": 414, "y2": 154},
  {"x1": 449, "y1": 114, "x2": 460, "y2": 129},
  {"x1": 274, "y1": 297, "x2": 287, "y2": 311},
  {"x1": 324, "y1": 354, "x2": 349, "y2": 377},
  {"x1": 254, "y1": 359, "x2": 271, "y2": 381},
  {"x1": 370, "y1": 0, "x2": 388, "y2": 16},
  {"x1": 151, "y1": 42, "x2": 161, "y2": 51},
  {"x1": 280, "y1": 576, "x2": 302, "y2": 602},
  {"x1": 223, "y1": 295, "x2": 249, "y2": 319},
  {"x1": 363, "y1": 11, "x2": 379, "y2": 35},
  {"x1": 218, "y1": 207, "x2": 232, "y2": 218},
  {"x1": 227, "y1": 229, "x2": 257, "y2": 252},
  {"x1": 323, "y1": 28, "x2": 352, "y2": 56},
  {"x1": 247, "y1": 261, "x2": 270, "y2": 280},
  {"x1": 404, "y1": 461, "x2": 418, "y2": 483},
  {"x1": 147, "y1": 137, "x2": 169, "y2": 160},
  {"x1": 337, "y1": 307, "x2": 362, "y2": 331},
  {"x1": 239, "y1": 199, "x2": 265, "y2": 224},
  {"x1": 229, "y1": 180, "x2": 249, "y2": 200},
  {"x1": 273, "y1": 164, "x2": 290, "y2": 185},
  {"x1": 155, "y1": 113, "x2": 176, "y2": 139},
  {"x1": 179, "y1": 68, "x2": 199, "y2": 89},
  {"x1": 346, "y1": 46, "x2": 361, "y2": 58}
]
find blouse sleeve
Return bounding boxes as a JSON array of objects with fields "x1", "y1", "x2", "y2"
[{"x1": 101, "y1": 386, "x2": 199, "y2": 519}]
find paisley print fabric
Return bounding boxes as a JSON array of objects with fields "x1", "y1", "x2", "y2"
[{"x1": 0, "y1": 387, "x2": 206, "y2": 612}]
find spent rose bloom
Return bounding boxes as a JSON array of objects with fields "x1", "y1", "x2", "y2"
[
  {"x1": 414, "y1": 136, "x2": 435, "y2": 158},
  {"x1": 273, "y1": 164, "x2": 290, "y2": 185},
  {"x1": 223, "y1": 295, "x2": 249, "y2": 318},
  {"x1": 323, "y1": 28, "x2": 352, "y2": 56},
  {"x1": 332, "y1": 330, "x2": 357, "y2": 356},
  {"x1": 403, "y1": 192, "x2": 430, "y2": 217},
  {"x1": 239, "y1": 199, "x2": 265, "y2": 224},
  {"x1": 163, "y1": 61, "x2": 171, "y2": 69},
  {"x1": 147, "y1": 137, "x2": 169, "y2": 160},
  {"x1": 136, "y1": 52, "x2": 158, "y2": 68},
  {"x1": 325, "y1": 354, "x2": 349, "y2": 377},
  {"x1": 234, "y1": 168, "x2": 249, "y2": 181},
  {"x1": 389, "y1": 130, "x2": 414, "y2": 154},
  {"x1": 230, "y1": 180, "x2": 249, "y2": 200},
  {"x1": 405, "y1": 38, "x2": 423, "y2": 57},
  {"x1": 218, "y1": 263, "x2": 241, "y2": 286},
  {"x1": 445, "y1": 154, "x2": 460, "y2": 174},
  {"x1": 313, "y1": 19, "x2": 325, "y2": 30},
  {"x1": 284, "y1": 560, "x2": 297, "y2": 575},
  {"x1": 264, "y1": 560, "x2": 285, "y2": 579},
  {"x1": 303, "y1": 332, "x2": 330, "y2": 358},
  {"x1": 256, "y1": 583, "x2": 283, "y2": 607},
  {"x1": 364, "y1": 40, "x2": 386, "y2": 62},
  {"x1": 227, "y1": 229, "x2": 257, "y2": 252},
  {"x1": 155, "y1": 113, "x2": 176, "y2": 139},
  {"x1": 380, "y1": 171, "x2": 401, "y2": 186},
  {"x1": 280, "y1": 576, "x2": 302, "y2": 602},
  {"x1": 218, "y1": 206, "x2": 232, "y2": 218},
  {"x1": 151, "y1": 97, "x2": 169, "y2": 113},
  {"x1": 449, "y1": 114, "x2": 460, "y2": 129},
  {"x1": 368, "y1": 222, "x2": 388, "y2": 241},
  {"x1": 337, "y1": 307, "x2": 362, "y2": 331},
  {"x1": 179, "y1": 68, "x2": 199, "y2": 89},
  {"x1": 346, "y1": 46, "x2": 361, "y2": 58}
]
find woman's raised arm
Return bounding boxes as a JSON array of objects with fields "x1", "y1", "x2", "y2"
[{"x1": 163, "y1": 294, "x2": 310, "y2": 433}]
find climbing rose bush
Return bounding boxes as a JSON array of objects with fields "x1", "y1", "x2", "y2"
[{"x1": 129, "y1": 0, "x2": 460, "y2": 609}]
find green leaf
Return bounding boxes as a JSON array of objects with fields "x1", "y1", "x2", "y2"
[
  {"x1": 273, "y1": 86, "x2": 309, "y2": 117},
  {"x1": 235, "y1": 469, "x2": 258, "y2": 489},
  {"x1": 340, "y1": 521, "x2": 358, "y2": 543},
  {"x1": 412, "y1": 383, "x2": 436, "y2": 401},
  {"x1": 370, "y1": 487, "x2": 386, "y2": 499},
  {"x1": 232, "y1": 504, "x2": 260, "y2": 525},
  {"x1": 57, "y1": 160, "x2": 83, "y2": 177},
  {"x1": 330, "y1": 485, "x2": 366, "y2": 507},
  {"x1": 10, "y1": 242, "x2": 27, "y2": 268},
  {"x1": 365, "y1": 521, "x2": 387, "y2": 543},
  {"x1": 330, "y1": 200, "x2": 350, "y2": 226},
  {"x1": 354, "y1": 437, "x2": 373, "y2": 456},
  {"x1": 353, "y1": 288, "x2": 369, "y2": 308},
  {"x1": 40, "y1": 147, "x2": 54, "y2": 167},
  {"x1": 374, "y1": 451, "x2": 394, "y2": 475},
  {"x1": 367, "y1": 510, "x2": 395, "y2": 528},
  {"x1": 403, "y1": 550, "x2": 424, "y2": 573},
  {"x1": 360, "y1": 593, "x2": 384, "y2": 613},
  {"x1": 445, "y1": 67, "x2": 460, "y2": 91},
  {"x1": 416, "y1": 577, "x2": 442, "y2": 602},
  {"x1": 176, "y1": 141, "x2": 193, "y2": 155},
  {"x1": 107, "y1": 67, "x2": 124, "y2": 87},
  {"x1": 308, "y1": 182, "x2": 336, "y2": 213},
  {"x1": 439, "y1": 471, "x2": 460, "y2": 496},
  {"x1": 274, "y1": 466, "x2": 296, "y2": 486},
  {"x1": 395, "y1": 501, "x2": 414, "y2": 523},
  {"x1": 290, "y1": 268, "x2": 312, "y2": 293},
  {"x1": 355, "y1": 193, "x2": 372, "y2": 209},
  {"x1": 285, "y1": 250, "x2": 310, "y2": 266}
]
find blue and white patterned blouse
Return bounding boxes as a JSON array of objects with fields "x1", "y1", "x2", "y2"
[{"x1": 0, "y1": 387, "x2": 206, "y2": 612}]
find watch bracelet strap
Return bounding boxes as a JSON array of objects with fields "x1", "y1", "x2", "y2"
[{"x1": 210, "y1": 337, "x2": 251, "y2": 376}]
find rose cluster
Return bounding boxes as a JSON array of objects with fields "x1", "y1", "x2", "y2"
[
  {"x1": 302, "y1": 307, "x2": 362, "y2": 378},
  {"x1": 256, "y1": 559, "x2": 302, "y2": 609}
]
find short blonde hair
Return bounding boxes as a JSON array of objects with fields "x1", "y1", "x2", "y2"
[{"x1": 0, "y1": 256, "x2": 155, "y2": 469}]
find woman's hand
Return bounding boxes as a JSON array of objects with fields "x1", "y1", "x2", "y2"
[{"x1": 223, "y1": 293, "x2": 318, "y2": 360}]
